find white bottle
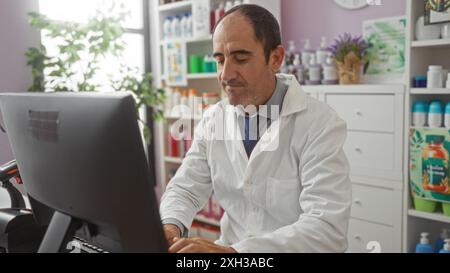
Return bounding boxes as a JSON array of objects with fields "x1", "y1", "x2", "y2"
[
  {"x1": 186, "y1": 13, "x2": 193, "y2": 38},
  {"x1": 171, "y1": 89, "x2": 181, "y2": 117},
  {"x1": 322, "y1": 54, "x2": 339, "y2": 85},
  {"x1": 428, "y1": 101, "x2": 443, "y2": 128},
  {"x1": 427, "y1": 65, "x2": 444, "y2": 89},
  {"x1": 301, "y1": 39, "x2": 314, "y2": 68},
  {"x1": 446, "y1": 73, "x2": 450, "y2": 88},
  {"x1": 180, "y1": 13, "x2": 188, "y2": 38},
  {"x1": 286, "y1": 40, "x2": 297, "y2": 66},
  {"x1": 445, "y1": 102, "x2": 450, "y2": 128},
  {"x1": 171, "y1": 15, "x2": 181, "y2": 39},
  {"x1": 316, "y1": 37, "x2": 329, "y2": 65},
  {"x1": 292, "y1": 54, "x2": 305, "y2": 84},
  {"x1": 224, "y1": 1, "x2": 233, "y2": 12},
  {"x1": 306, "y1": 55, "x2": 321, "y2": 85},
  {"x1": 412, "y1": 101, "x2": 428, "y2": 127},
  {"x1": 163, "y1": 16, "x2": 173, "y2": 40}
]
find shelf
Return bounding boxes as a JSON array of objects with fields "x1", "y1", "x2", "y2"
[
  {"x1": 408, "y1": 209, "x2": 450, "y2": 224},
  {"x1": 410, "y1": 88, "x2": 450, "y2": 94},
  {"x1": 412, "y1": 39, "x2": 450, "y2": 48},
  {"x1": 194, "y1": 215, "x2": 220, "y2": 227},
  {"x1": 158, "y1": 1, "x2": 191, "y2": 12},
  {"x1": 165, "y1": 114, "x2": 202, "y2": 120},
  {"x1": 164, "y1": 156, "x2": 184, "y2": 164},
  {"x1": 162, "y1": 73, "x2": 216, "y2": 81},
  {"x1": 160, "y1": 36, "x2": 212, "y2": 46},
  {"x1": 187, "y1": 73, "x2": 216, "y2": 79}
]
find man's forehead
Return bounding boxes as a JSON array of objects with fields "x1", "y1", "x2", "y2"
[{"x1": 213, "y1": 14, "x2": 256, "y2": 45}]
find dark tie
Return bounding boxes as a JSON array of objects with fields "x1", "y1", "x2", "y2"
[{"x1": 243, "y1": 115, "x2": 259, "y2": 158}]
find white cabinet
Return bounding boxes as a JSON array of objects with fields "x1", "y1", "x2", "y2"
[{"x1": 304, "y1": 84, "x2": 405, "y2": 253}]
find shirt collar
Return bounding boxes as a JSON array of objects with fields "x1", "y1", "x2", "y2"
[{"x1": 235, "y1": 75, "x2": 288, "y2": 120}]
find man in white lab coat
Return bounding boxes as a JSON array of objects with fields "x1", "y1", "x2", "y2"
[{"x1": 160, "y1": 4, "x2": 351, "y2": 253}]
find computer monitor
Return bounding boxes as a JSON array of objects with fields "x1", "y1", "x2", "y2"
[{"x1": 0, "y1": 92, "x2": 168, "y2": 253}]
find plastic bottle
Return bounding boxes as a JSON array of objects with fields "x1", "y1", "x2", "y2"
[
  {"x1": 316, "y1": 37, "x2": 329, "y2": 66},
  {"x1": 163, "y1": 16, "x2": 173, "y2": 40},
  {"x1": 301, "y1": 39, "x2": 314, "y2": 68},
  {"x1": 428, "y1": 100, "x2": 443, "y2": 128},
  {"x1": 168, "y1": 124, "x2": 179, "y2": 157},
  {"x1": 180, "y1": 13, "x2": 188, "y2": 38},
  {"x1": 186, "y1": 13, "x2": 193, "y2": 38},
  {"x1": 435, "y1": 229, "x2": 450, "y2": 253},
  {"x1": 412, "y1": 101, "x2": 428, "y2": 127},
  {"x1": 440, "y1": 239, "x2": 450, "y2": 253},
  {"x1": 286, "y1": 40, "x2": 297, "y2": 66},
  {"x1": 188, "y1": 89, "x2": 198, "y2": 118},
  {"x1": 446, "y1": 73, "x2": 450, "y2": 88},
  {"x1": 306, "y1": 55, "x2": 321, "y2": 85},
  {"x1": 445, "y1": 103, "x2": 450, "y2": 128},
  {"x1": 415, "y1": 232, "x2": 433, "y2": 253},
  {"x1": 322, "y1": 53, "x2": 339, "y2": 85},
  {"x1": 216, "y1": 2, "x2": 225, "y2": 24},
  {"x1": 422, "y1": 134, "x2": 449, "y2": 194},
  {"x1": 427, "y1": 65, "x2": 444, "y2": 88},
  {"x1": 224, "y1": 1, "x2": 233, "y2": 13},
  {"x1": 171, "y1": 15, "x2": 181, "y2": 39},
  {"x1": 291, "y1": 54, "x2": 305, "y2": 85},
  {"x1": 210, "y1": 4, "x2": 216, "y2": 34}
]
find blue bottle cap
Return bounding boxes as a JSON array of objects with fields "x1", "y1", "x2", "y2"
[
  {"x1": 414, "y1": 76, "x2": 427, "y2": 81},
  {"x1": 412, "y1": 101, "x2": 427, "y2": 113},
  {"x1": 429, "y1": 101, "x2": 443, "y2": 114},
  {"x1": 446, "y1": 103, "x2": 450, "y2": 114}
]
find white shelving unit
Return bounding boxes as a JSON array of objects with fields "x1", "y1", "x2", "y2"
[
  {"x1": 410, "y1": 88, "x2": 450, "y2": 94},
  {"x1": 411, "y1": 39, "x2": 450, "y2": 48},
  {"x1": 404, "y1": 0, "x2": 450, "y2": 253}
]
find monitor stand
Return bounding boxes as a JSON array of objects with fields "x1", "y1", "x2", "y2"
[{"x1": 38, "y1": 212, "x2": 81, "y2": 253}]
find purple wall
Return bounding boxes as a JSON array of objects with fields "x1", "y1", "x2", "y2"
[{"x1": 281, "y1": 0, "x2": 406, "y2": 48}]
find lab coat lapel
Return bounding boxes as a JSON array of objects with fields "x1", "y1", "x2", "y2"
[{"x1": 224, "y1": 105, "x2": 249, "y2": 176}]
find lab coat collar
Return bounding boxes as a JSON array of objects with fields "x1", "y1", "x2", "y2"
[
  {"x1": 278, "y1": 74, "x2": 308, "y2": 118},
  {"x1": 224, "y1": 74, "x2": 308, "y2": 119}
]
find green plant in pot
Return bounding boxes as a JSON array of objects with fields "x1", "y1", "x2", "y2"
[{"x1": 25, "y1": 7, "x2": 165, "y2": 141}]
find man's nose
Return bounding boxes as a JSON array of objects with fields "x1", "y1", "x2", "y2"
[{"x1": 221, "y1": 60, "x2": 237, "y2": 83}]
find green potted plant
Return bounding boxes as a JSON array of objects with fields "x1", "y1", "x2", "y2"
[
  {"x1": 25, "y1": 8, "x2": 165, "y2": 140},
  {"x1": 328, "y1": 33, "x2": 369, "y2": 85}
]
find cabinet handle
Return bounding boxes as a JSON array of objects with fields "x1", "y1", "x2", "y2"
[
  {"x1": 354, "y1": 199, "x2": 362, "y2": 205},
  {"x1": 354, "y1": 234, "x2": 362, "y2": 240},
  {"x1": 354, "y1": 146, "x2": 362, "y2": 152},
  {"x1": 355, "y1": 109, "x2": 363, "y2": 116}
]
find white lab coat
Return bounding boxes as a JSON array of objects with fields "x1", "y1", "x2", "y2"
[{"x1": 160, "y1": 74, "x2": 352, "y2": 253}]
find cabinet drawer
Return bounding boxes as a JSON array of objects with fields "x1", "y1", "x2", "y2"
[
  {"x1": 325, "y1": 94, "x2": 395, "y2": 133},
  {"x1": 347, "y1": 219, "x2": 399, "y2": 253},
  {"x1": 345, "y1": 131, "x2": 398, "y2": 177},
  {"x1": 351, "y1": 184, "x2": 397, "y2": 226}
]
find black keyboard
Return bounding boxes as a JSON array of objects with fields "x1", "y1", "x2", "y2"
[{"x1": 69, "y1": 237, "x2": 109, "y2": 253}]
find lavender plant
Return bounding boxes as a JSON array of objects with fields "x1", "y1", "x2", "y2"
[{"x1": 328, "y1": 33, "x2": 369, "y2": 63}]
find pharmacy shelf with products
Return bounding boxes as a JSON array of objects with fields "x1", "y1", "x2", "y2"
[
  {"x1": 404, "y1": 0, "x2": 450, "y2": 253},
  {"x1": 154, "y1": 0, "x2": 280, "y2": 239}
]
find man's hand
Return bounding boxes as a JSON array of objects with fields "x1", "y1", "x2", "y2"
[
  {"x1": 169, "y1": 237, "x2": 237, "y2": 253},
  {"x1": 163, "y1": 224, "x2": 181, "y2": 246}
]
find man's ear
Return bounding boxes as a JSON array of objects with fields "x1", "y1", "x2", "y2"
[{"x1": 270, "y1": 45, "x2": 285, "y2": 73}]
